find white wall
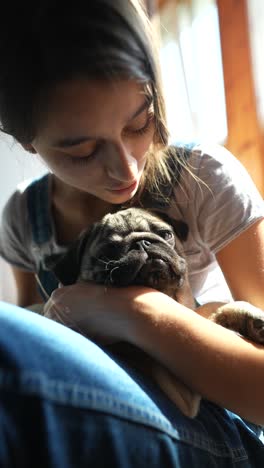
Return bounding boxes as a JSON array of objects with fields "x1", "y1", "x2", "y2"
[{"x1": 0, "y1": 134, "x2": 46, "y2": 303}]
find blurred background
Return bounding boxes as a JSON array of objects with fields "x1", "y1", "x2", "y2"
[
  {"x1": 153, "y1": 0, "x2": 264, "y2": 194},
  {"x1": 0, "y1": 0, "x2": 264, "y2": 301}
]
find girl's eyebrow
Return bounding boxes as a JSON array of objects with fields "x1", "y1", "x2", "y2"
[{"x1": 51, "y1": 96, "x2": 153, "y2": 149}]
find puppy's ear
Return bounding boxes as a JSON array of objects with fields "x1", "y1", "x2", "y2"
[
  {"x1": 43, "y1": 231, "x2": 89, "y2": 286},
  {"x1": 152, "y1": 210, "x2": 189, "y2": 241},
  {"x1": 171, "y1": 219, "x2": 189, "y2": 241}
]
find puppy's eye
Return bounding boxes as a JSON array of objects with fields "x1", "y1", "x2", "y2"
[
  {"x1": 102, "y1": 241, "x2": 124, "y2": 259},
  {"x1": 158, "y1": 230, "x2": 173, "y2": 241}
]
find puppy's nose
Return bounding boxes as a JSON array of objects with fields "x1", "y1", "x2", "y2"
[{"x1": 134, "y1": 239, "x2": 151, "y2": 251}]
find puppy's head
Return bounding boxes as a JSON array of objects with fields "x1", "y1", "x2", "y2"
[{"x1": 44, "y1": 208, "x2": 189, "y2": 299}]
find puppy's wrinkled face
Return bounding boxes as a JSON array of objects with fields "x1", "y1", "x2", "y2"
[
  {"x1": 80, "y1": 208, "x2": 187, "y2": 295},
  {"x1": 44, "y1": 208, "x2": 189, "y2": 299}
]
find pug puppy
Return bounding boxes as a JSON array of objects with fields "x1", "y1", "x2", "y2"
[
  {"x1": 44, "y1": 207, "x2": 264, "y2": 418},
  {"x1": 46, "y1": 208, "x2": 194, "y2": 306}
]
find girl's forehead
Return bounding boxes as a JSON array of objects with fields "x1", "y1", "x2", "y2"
[
  {"x1": 35, "y1": 78, "x2": 150, "y2": 141},
  {"x1": 45, "y1": 78, "x2": 147, "y2": 109}
]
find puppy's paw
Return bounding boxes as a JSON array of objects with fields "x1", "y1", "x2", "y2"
[
  {"x1": 211, "y1": 301, "x2": 264, "y2": 344},
  {"x1": 246, "y1": 316, "x2": 264, "y2": 344}
]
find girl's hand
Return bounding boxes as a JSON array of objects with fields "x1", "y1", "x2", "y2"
[{"x1": 43, "y1": 282, "x2": 150, "y2": 345}]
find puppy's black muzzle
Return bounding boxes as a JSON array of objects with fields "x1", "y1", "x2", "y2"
[{"x1": 104, "y1": 237, "x2": 187, "y2": 291}]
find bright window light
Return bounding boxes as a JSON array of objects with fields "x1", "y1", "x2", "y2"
[{"x1": 159, "y1": 0, "x2": 227, "y2": 145}]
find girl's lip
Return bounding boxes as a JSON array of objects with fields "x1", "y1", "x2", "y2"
[{"x1": 109, "y1": 180, "x2": 137, "y2": 192}]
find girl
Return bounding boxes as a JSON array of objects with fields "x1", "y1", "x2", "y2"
[{"x1": 0, "y1": 1, "x2": 264, "y2": 466}]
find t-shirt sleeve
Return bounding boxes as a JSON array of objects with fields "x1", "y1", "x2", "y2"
[
  {"x1": 0, "y1": 187, "x2": 35, "y2": 271},
  {"x1": 194, "y1": 144, "x2": 264, "y2": 253}
]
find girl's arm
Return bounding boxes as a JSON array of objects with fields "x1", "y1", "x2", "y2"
[
  {"x1": 195, "y1": 218, "x2": 264, "y2": 318},
  {"x1": 128, "y1": 219, "x2": 264, "y2": 424},
  {"x1": 216, "y1": 218, "x2": 264, "y2": 308},
  {"x1": 44, "y1": 283, "x2": 264, "y2": 425},
  {"x1": 128, "y1": 290, "x2": 264, "y2": 425},
  {"x1": 11, "y1": 266, "x2": 44, "y2": 307}
]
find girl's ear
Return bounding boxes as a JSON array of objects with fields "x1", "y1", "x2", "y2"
[{"x1": 21, "y1": 143, "x2": 37, "y2": 154}]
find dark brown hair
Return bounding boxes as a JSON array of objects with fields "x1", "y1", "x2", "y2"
[{"x1": 0, "y1": 0, "x2": 182, "y2": 201}]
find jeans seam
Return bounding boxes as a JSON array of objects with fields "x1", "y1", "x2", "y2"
[{"x1": 0, "y1": 369, "x2": 249, "y2": 460}]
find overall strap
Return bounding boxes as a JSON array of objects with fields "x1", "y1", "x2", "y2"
[
  {"x1": 26, "y1": 173, "x2": 52, "y2": 245},
  {"x1": 26, "y1": 173, "x2": 59, "y2": 300}
]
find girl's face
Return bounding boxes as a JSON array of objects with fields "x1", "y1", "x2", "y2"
[{"x1": 28, "y1": 79, "x2": 155, "y2": 204}]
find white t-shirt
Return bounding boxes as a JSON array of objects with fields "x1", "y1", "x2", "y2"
[
  {"x1": 168, "y1": 143, "x2": 264, "y2": 303},
  {"x1": 0, "y1": 143, "x2": 263, "y2": 303}
]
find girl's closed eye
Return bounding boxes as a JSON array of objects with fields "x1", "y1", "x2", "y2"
[
  {"x1": 68, "y1": 152, "x2": 98, "y2": 165},
  {"x1": 124, "y1": 111, "x2": 154, "y2": 137},
  {"x1": 62, "y1": 103, "x2": 154, "y2": 166},
  {"x1": 66, "y1": 117, "x2": 154, "y2": 166},
  {"x1": 66, "y1": 142, "x2": 102, "y2": 165}
]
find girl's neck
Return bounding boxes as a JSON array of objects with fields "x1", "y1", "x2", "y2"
[
  {"x1": 52, "y1": 174, "x2": 113, "y2": 217},
  {"x1": 50, "y1": 174, "x2": 114, "y2": 244}
]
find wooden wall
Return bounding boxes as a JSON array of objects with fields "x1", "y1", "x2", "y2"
[{"x1": 217, "y1": 0, "x2": 264, "y2": 195}]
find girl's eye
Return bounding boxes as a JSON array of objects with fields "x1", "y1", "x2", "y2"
[
  {"x1": 64, "y1": 108, "x2": 154, "y2": 166},
  {"x1": 67, "y1": 146, "x2": 100, "y2": 165},
  {"x1": 124, "y1": 112, "x2": 154, "y2": 136}
]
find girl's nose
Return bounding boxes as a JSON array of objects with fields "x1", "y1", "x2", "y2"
[{"x1": 105, "y1": 142, "x2": 138, "y2": 182}]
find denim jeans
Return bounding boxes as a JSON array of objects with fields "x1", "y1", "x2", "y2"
[{"x1": 0, "y1": 301, "x2": 263, "y2": 467}]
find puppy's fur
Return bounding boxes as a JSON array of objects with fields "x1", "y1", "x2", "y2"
[{"x1": 44, "y1": 207, "x2": 264, "y2": 418}]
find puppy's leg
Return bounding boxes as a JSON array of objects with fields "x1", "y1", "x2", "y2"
[
  {"x1": 210, "y1": 301, "x2": 264, "y2": 344},
  {"x1": 108, "y1": 343, "x2": 201, "y2": 418},
  {"x1": 151, "y1": 363, "x2": 201, "y2": 418},
  {"x1": 173, "y1": 280, "x2": 196, "y2": 311}
]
